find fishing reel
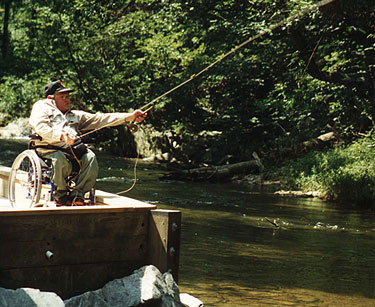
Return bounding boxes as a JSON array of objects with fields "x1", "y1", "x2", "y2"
[
  {"x1": 127, "y1": 122, "x2": 138, "y2": 133},
  {"x1": 126, "y1": 105, "x2": 152, "y2": 133}
]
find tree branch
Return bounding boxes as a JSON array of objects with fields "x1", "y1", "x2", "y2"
[{"x1": 289, "y1": 28, "x2": 370, "y2": 98}]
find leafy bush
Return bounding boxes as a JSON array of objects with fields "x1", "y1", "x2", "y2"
[
  {"x1": 1, "y1": 0, "x2": 375, "y2": 179},
  {"x1": 269, "y1": 137, "x2": 375, "y2": 208},
  {"x1": 0, "y1": 76, "x2": 43, "y2": 122}
]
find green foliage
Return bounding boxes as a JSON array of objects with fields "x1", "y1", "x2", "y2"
[
  {"x1": 0, "y1": 76, "x2": 42, "y2": 120},
  {"x1": 1, "y1": 0, "x2": 374, "y2": 142},
  {"x1": 1, "y1": 0, "x2": 375, "y2": 207},
  {"x1": 269, "y1": 137, "x2": 375, "y2": 208}
]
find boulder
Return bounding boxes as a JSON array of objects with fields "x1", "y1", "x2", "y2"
[
  {"x1": 0, "y1": 117, "x2": 30, "y2": 138},
  {"x1": 180, "y1": 293, "x2": 204, "y2": 307},
  {"x1": 64, "y1": 265, "x2": 189, "y2": 307},
  {"x1": 0, "y1": 287, "x2": 64, "y2": 307},
  {"x1": 0, "y1": 266, "x2": 202, "y2": 307}
]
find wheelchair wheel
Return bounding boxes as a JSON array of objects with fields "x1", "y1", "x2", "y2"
[{"x1": 8, "y1": 149, "x2": 42, "y2": 208}]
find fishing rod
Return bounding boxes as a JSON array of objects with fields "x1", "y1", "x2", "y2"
[
  {"x1": 138, "y1": 0, "x2": 337, "y2": 112},
  {"x1": 80, "y1": 0, "x2": 338, "y2": 194},
  {"x1": 81, "y1": 0, "x2": 336, "y2": 138}
]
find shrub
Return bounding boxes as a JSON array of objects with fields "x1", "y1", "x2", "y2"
[
  {"x1": 0, "y1": 76, "x2": 42, "y2": 123},
  {"x1": 269, "y1": 136, "x2": 375, "y2": 208}
]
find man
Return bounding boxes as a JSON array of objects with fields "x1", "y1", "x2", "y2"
[{"x1": 29, "y1": 80, "x2": 147, "y2": 206}]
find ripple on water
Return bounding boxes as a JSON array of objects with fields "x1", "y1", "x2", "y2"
[{"x1": 2, "y1": 139, "x2": 375, "y2": 306}]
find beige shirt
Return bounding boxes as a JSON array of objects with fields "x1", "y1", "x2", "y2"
[{"x1": 29, "y1": 98, "x2": 127, "y2": 148}]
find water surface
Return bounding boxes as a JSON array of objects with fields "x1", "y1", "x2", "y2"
[
  {"x1": 2, "y1": 140, "x2": 375, "y2": 306},
  {"x1": 96, "y1": 152, "x2": 375, "y2": 306}
]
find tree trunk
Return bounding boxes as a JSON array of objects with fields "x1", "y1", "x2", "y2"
[{"x1": 2, "y1": 0, "x2": 10, "y2": 59}]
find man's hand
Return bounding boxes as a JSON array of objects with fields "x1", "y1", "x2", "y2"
[
  {"x1": 61, "y1": 132, "x2": 75, "y2": 146},
  {"x1": 127, "y1": 109, "x2": 147, "y2": 123}
]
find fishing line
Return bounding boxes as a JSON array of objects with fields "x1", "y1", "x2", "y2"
[
  {"x1": 77, "y1": 0, "x2": 338, "y2": 194},
  {"x1": 116, "y1": 149, "x2": 140, "y2": 195}
]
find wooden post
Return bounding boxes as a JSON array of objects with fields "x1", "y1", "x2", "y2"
[{"x1": 148, "y1": 209, "x2": 181, "y2": 282}]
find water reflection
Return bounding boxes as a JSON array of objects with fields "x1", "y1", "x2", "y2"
[
  {"x1": 95, "y1": 154, "x2": 375, "y2": 306},
  {"x1": 2, "y1": 140, "x2": 375, "y2": 306}
]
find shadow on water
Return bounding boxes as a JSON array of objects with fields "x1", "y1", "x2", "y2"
[
  {"x1": 2, "y1": 139, "x2": 375, "y2": 306},
  {"x1": 96, "y1": 155, "x2": 375, "y2": 306},
  {"x1": 0, "y1": 138, "x2": 28, "y2": 167}
]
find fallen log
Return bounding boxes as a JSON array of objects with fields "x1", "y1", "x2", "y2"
[
  {"x1": 161, "y1": 160, "x2": 259, "y2": 182},
  {"x1": 302, "y1": 131, "x2": 336, "y2": 150},
  {"x1": 266, "y1": 131, "x2": 338, "y2": 161}
]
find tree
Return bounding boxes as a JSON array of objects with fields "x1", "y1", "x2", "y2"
[
  {"x1": 1, "y1": 0, "x2": 10, "y2": 59},
  {"x1": 1, "y1": 0, "x2": 375, "y2": 163},
  {"x1": 288, "y1": 0, "x2": 375, "y2": 137}
]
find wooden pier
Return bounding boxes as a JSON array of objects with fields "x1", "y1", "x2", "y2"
[{"x1": 0, "y1": 166, "x2": 181, "y2": 299}]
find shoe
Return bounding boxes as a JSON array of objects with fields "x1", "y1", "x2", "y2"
[
  {"x1": 55, "y1": 194, "x2": 72, "y2": 206},
  {"x1": 72, "y1": 196, "x2": 85, "y2": 206}
]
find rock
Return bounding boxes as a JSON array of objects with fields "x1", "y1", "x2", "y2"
[
  {"x1": 180, "y1": 293, "x2": 204, "y2": 307},
  {"x1": 274, "y1": 190, "x2": 322, "y2": 198},
  {"x1": 64, "y1": 265, "x2": 186, "y2": 307},
  {"x1": 143, "y1": 153, "x2": 156, "y2": 162},
  {"x1": 132, "y1": 124, "x2": 229, "y2": 165},
  {"x1": 0, "y1": 265, "x2": 202, "y2": 307},
  {"x1": 0, "y1": 117, "x2": 30, "y2": 138},
  {"x1": 0, "y1": 287, "x2": 64, "y2": 307}
]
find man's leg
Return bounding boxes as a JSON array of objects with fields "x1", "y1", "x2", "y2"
[
  {"x1": 42, "y1": 150, "x2": 72, "y2": 201},
  {"x1": 71, "y1": 149, "x2": 98, "y2": 198}
]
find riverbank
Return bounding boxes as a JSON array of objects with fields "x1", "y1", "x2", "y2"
[
  {"x1": 233, "y1": 174, "x2": 324, "y2": 200},
  {"x1": 1, "y1": 117, "x2": 375, "y2": 209},
  {"x1": 1, "y1": 137, "x2": 375, "y2": 306}
]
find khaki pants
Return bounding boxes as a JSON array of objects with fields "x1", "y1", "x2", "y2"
[{"x1": 42, "y1": 149, "x2": 98, "y2": 199}]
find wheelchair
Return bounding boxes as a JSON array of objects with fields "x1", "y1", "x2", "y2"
[{"x1": 8, "y1": 139, "x2": 95, "y2": 208}]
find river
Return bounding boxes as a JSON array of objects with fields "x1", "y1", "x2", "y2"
[{"x1": 1, "y1": 139, "x2": 375, "y2": 306}]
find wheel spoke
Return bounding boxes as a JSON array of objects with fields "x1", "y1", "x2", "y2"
[{"x1": 8, "y1": 150, "x2": 42, "y2": 208}]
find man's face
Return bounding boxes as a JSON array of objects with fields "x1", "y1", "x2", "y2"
[{"x1": 54, "y1": 92, "x2": 71, "y2": 113}]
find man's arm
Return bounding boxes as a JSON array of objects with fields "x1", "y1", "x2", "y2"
[
  {"x1": 76, "y1": 109, "x2": 147, "y2": 131},
  {"x1": 125, "y1": 110, "x2": 147, "y2": 123}
]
